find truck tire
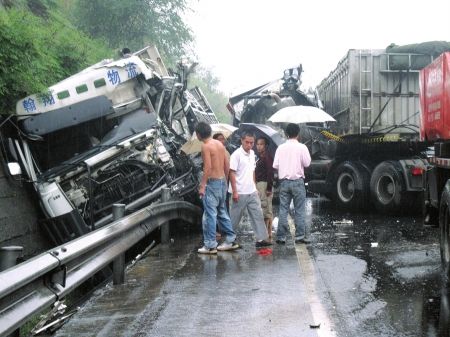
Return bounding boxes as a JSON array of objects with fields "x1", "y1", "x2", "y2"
[
  {"x1": 439, "y1": 186, "x2": 450, "y2": 280},
  {"x1": 370, "y1": 161, "x2": 409, "y2": 213},
  {"x1": 332, "y1": 161, "x2": 370, "y2": 210}
]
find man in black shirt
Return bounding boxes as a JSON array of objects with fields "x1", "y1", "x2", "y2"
[{"x1": 255, "y1": 137, "x2": 274, "y2": 240}]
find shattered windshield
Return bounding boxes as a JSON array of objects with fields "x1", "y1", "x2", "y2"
[{"x1": 29, "y1": 109, "x2": 157, "y2": 173}]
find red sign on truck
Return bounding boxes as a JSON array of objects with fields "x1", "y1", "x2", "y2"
[{"x1": 420, "y1": 52, "x2": 450, "y2": 141}]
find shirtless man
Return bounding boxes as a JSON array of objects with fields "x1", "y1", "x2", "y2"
[{"x1": 195, "y1": 122, "x2": 238, "y2": 254}]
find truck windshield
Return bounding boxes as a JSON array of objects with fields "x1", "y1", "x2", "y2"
[{"x1": 28, "y1": 109, "x2": 157, "y2": 173}]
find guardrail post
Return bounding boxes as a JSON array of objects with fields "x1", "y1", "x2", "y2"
[
  {"x1": 161, "y1": 188, "x2": 171, "y2": 243},
  {"x1": 112, "y1": 204, "x2": 126, "y2": 285},
  {"x1": 0, "y1": 246, "x2": 23, "y2": 272},
  {"x1": 0, "y1": 246, "x2": 23, "y2": 337}
]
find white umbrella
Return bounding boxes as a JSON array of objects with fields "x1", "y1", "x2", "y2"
[
  {"x1": 268, "y1": 105, "x2": 336, "y2": 124},
  {"x1": 180, "y1": 123, "x2": 237, "y2": 154}
]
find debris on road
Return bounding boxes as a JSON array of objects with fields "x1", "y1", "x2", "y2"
[
  {"x1": 335, "y1": 233, "x2": 349, "y2": 239},
  {"x1": 333, "y1": 219, "x2": 353, "y2": 226}
]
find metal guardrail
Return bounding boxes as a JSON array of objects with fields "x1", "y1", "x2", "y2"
[{"x1": 0, "y1": 201, "x2": 201, "y2": 336}]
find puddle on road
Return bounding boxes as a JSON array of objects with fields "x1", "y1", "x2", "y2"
[{"x1": 304, "y1": 197, "x2": 444, "y2": 337}]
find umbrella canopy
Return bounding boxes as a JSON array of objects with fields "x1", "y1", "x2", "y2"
[
  {"x1": 180, "y1": 123, "x2": 237, "y2": 154},
  {"x1": 268, "y1": 105, "x2": 336, "y2": 124},
  {"x1": 228, "y1": 123, "x2": 285, "y2": 159}
]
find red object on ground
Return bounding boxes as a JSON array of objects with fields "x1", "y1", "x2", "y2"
[{"x1": 256, "y1": 248, "x2": 273, "y2": 256}]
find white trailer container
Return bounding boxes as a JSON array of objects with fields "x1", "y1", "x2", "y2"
[
  {"x1": 317, "y1": 49, "x2": 432, "y2": 136},
  {"x1": 308, "y1": 49, "x2": 433, "y2": 212}
]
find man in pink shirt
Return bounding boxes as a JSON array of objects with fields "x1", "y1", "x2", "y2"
[{"x1": 273, "y1": 123, "x2": 311, "y2": 244}]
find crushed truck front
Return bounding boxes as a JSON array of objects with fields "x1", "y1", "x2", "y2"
[{"x1": 0, "y1": 46, "x2": 212, "y2": 245}]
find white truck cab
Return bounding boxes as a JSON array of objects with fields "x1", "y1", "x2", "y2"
[{"x1": 1, "y1": 46, "x2": 216, "y2": 244}]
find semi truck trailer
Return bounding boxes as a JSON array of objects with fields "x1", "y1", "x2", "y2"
[{"x1": 308, "y1": 49, "x2": 433, "y2": 212}]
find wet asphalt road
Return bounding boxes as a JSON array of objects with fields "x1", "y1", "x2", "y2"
[
  {"x1": 307, "y1": 198, "x2": 442, "y2": 337},
  {"x1": 53, "y1": 196, "x2": 446, "y2": 337}
]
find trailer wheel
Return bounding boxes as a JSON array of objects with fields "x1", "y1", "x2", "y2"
[
  {"x1": 333, "y1": 161, "x2": 369, "y2": 209},
  {"x1": 370, "y1": 161, "x2": 408, "y2": 213},
  {"x1": 439, "y1": 187, "x2": 450, "y2": 279}
]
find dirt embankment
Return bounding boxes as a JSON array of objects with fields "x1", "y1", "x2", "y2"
[{"x1": 0, "y1": 155, "x2": 51, "y2": 259}]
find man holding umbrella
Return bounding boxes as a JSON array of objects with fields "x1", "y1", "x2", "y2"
[{"x1": 273, "y1": 123, "x2": 311, "y2": 244}]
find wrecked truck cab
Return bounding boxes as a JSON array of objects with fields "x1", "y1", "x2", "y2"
[{"x1": 0, "y1": 46, "x2": 206, "y2": 245}]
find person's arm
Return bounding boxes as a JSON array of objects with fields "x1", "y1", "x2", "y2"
[
  {"x1": 301, "y1": 145, "x2": 312, "y2": 168},
  {"x1": 199, "y1": 144, "x2": 211, "y2": 197},
  {"x1": 272, "y1": 149, "x2": 279, "y2": 170},
  {"x1": 252, "y1": 152, "x2": 257, "y2": 184},
  {"x1": 223, "y1": 148, "x2": 230, "y2": 179},
  {"x1": 229, "y1": 170, "x2": 239, "y2": 202},
  {"x1": 266, "y1": 155, "x2": 274, "y2": 195}
]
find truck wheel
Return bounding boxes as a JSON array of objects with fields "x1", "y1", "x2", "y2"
[
  {"x1": 440, "y1": 188, "x2": 450, "y2": 279},
  {"x1": 370, "y1": 161, "x2": 408, "y2": 213},
  {"x1": 333, "y1": 161, "x2": 369, "y2": 209}
]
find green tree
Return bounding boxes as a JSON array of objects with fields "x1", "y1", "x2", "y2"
[
  {"x1": 0, "y1": 7, "x2": 111, "y2": 113},
  {"x1": 73, "y1": 0, "x2": 193, "y2": 65},
  {"x1": 190, "y1": 67, "x2": 232, "y2": 124}
]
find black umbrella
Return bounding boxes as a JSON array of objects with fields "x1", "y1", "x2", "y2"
[{"x1": 228, "y1": 123, "x2": 285, "y2": 159}]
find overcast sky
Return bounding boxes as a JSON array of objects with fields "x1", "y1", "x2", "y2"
[{"x1": 187, "y1": 0, "x2": 450, "y2": 96}]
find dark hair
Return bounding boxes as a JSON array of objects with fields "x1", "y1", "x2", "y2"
[
  {"x1": 285, "y1": 123, "x2": 300, "y2": 138},
  {"x1": 256, "y1": 137, "x2": 268, "y2": 146},
  {"x1": 121, "y1": 47, "x2": 131, "y2": 56},
  {"x1": 213, "y1": 133, "x2": 224, "y2": 140},
  {"x1": 195, "y1": 122, "x2": 212, "y2": 140},
  {"x1": 240, "y1": 131, "x2": 255, "y2": 140}
]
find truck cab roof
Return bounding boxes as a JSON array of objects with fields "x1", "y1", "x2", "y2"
[{"x1": 15, "y1": 46, "x2": 168, "y2": 136}]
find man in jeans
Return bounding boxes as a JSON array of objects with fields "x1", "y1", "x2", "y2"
[
  {"x1": 255, "y1": 137, "x2": 274, "y2": 240},
  {"x1": 195, "y1": 122, "x2": 239, "y2": 254},
  {"x1": 273, "y1": 123, "x2": 311, "y2": 244},
  {"x1": 229, "y1": 132, "x2": 272, "y2": 248}
]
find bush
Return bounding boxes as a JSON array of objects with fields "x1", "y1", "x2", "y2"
[{"x1": 0, "y1": 7, "x2": 111, "y2": 114}]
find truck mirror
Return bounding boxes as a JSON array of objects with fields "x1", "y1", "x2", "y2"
[{"x1": 7, "y1": 162, "x2": 22, "y2": 176}]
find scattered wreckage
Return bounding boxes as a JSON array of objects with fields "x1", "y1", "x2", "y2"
[
  {"x1": 0, "y1": 46, "x2": 217, "y2": 245},
  {"x1": 226, "y1": 64, "x2": 329, "y2": 159},
  {"x1": 227, "y1": 48, "x2": 434, "y2": 213}
]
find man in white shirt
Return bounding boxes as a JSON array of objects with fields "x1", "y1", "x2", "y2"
[
  {"x1": 229, "y1": 132, "x2": 272, "y2": 248},
  {"x1": 273, "y1": 123, "x2": 311, "y2": 244}
]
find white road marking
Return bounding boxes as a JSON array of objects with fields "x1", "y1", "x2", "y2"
[{"x1": 290, "y1": 221, "x2": 337, "y2": 337}]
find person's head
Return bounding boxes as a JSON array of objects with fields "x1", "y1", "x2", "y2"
[
  {"x1": 195, "y1": 122, "x2": 212, "y2": 141},
  {"x1": 213, "y1": 133, "x2": 226, "y2": 145},
  {"x1": 240, "y1": 131, "x2": 255, "y2": 153},
  {"x1": 121, "y1": 47, "x2": 132, "y2": 58},
  {"x1": 256, "y1": 137, "x2": 268, "y2": 155},
  {"x1": 285, "y1": 123, "x2": 300, "y2": 139}
]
